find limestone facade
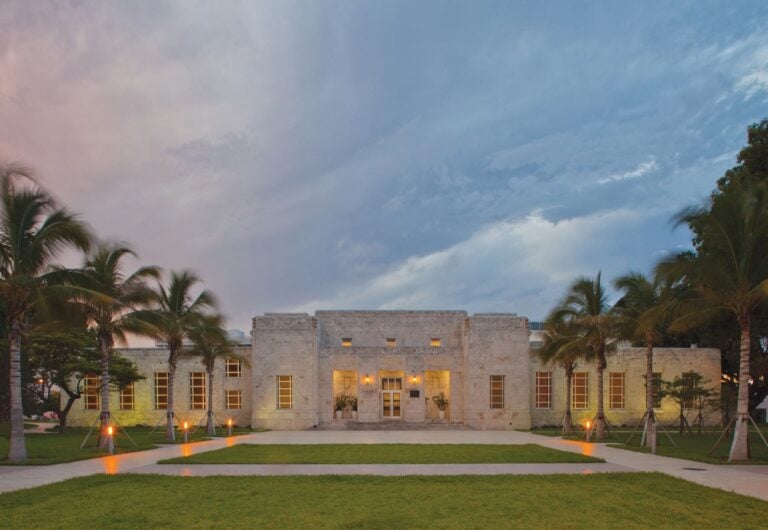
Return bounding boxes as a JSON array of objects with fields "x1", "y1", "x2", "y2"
[{"x1": 66, "y1": 310, "x2": 722, "y2": 430}]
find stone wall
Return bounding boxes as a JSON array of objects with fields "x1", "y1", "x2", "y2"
[
  {"x1": 529, "y1": 346, "x2": 722, "y2": 428},
  {"x1": 65, "y1": 346, "x2": 252, "y2": 428}
]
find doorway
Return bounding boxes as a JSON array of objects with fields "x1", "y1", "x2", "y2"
[{"x1": 381, "y1": 377, "x2": 402, "y2": 419}]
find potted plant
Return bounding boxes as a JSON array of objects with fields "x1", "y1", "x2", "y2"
[
  {"x1": 334, "y1": 393, "x2": 347, "y2": 420},
  {"x1": 432, "y1": 392, "x2": 449, "y2": 420},
  {"x1": 349, "y1": 396, "x2": 358, "y2": 420}
]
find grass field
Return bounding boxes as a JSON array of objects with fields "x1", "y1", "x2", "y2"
[
  {"x1": 609, "y1": 430, "x2": 768, "y2": 464},
  {"x1": 0, "y1": 473, "x2": 765, "y2": 528},
  {"x1": 159, "y1": 443, "x2": 603, "y2": 464},
  {"x1": 0, "y1": 424, "x2": 251, "y2": 465}
]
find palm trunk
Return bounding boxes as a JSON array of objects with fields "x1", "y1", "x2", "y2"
[
  {"x1": 644, "y1": 333, "x2": 657, "y2": 454},
  {"x1": 206, "y1": 366, "x2": 215, "y2": 436},
  {"x1": 166, "y1": 349, "x2": 177, "y2": 442},
  {"x1": 594, "y1": 348, "x2": 607, "y2": 440},
  {"x1": 563, "y1": 364, "x2": 574, "y2": 436},
  {"x1": 7, "y1": 317, "x2": 27, "y2": 462},
  {"x1": 98, "y1": 332, "x2": 111, "y2": 449},
  {"x1": 729, "y1": 317, "x2": 751, "y2": 461}
]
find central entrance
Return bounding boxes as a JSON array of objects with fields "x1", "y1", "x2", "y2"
[{"x1": 381, "y1": 377, "x2": 402, "y2": 419}]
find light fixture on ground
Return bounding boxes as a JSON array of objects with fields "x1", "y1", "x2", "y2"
[
  {"x1": 227, "y1": 418, "x2": 233, "y2": 437},
  {"x1": 106, "y1": 425, "x2": 115, "y2": 455},
  {"x1": 183, "y1": 421, "x2": 189, "y2": 443}
]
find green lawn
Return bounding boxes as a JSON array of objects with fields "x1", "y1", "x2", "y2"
[
  {"x1": 159, "y1": 443, "x2": 602, "y2": 464},
  {"x1": 0, "y1": 424, "x2": 252, "y2": 465},
  {"x1": 1, "y1": 473, "x2": 765, "y2": 528},
  {"x1": 609, "y1": 430, "x2": 768, "y2": 464}
]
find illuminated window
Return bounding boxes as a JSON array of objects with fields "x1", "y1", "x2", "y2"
[
  {"x1": 430, "y1": 338, "x2": 441, "y2": 347},
  {"x1": 119, "y1": 382, "x2": 134, "y2": 411},
  {"x1": 386, "y1": 338, "x2": 396, "y2": 347},
  {"x1": 277, "y1": 375, "x2": 293, "y2": 409},
  {"x1": 609, "y1": 372, "x2": 625, "y2": 409},
  {"x1": 341, "y1": 338, "x2": 352, "y2": 347},
  {"x1": 83, "y1": 374, "x2": 99, "y2": 410},
  {"x1": 682, "y1": 371, "x2": 697, "y2": 408},
  {"x1": 572, "y1": 372, "x2": 589, "y2": 409},
  {"x1": 535, "y1": 371, "x2": 552, "y2": 409},
  {"x1": 154, "y1": 372, "x2": 169, "y2": 410},
  {"x1": 225, "y1": 358, "x2": 242, "y2": 378},
  {"x1": 489, "y1": 375, "x2": 505, "y2": 409},
  {"x1": 652, "y1": 372, "x2": 663, "y2": 408},
  {"x1": 189, "y1": 372, "x2": 206, "y2": 410},
  {"x1": 225, "y1": 390, "x2": 242, "y2": 409}
]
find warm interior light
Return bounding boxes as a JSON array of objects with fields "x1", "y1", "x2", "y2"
[
  {"x1": 430, "y1": 338, "x2": 441, "y2": 347},
  {"x1": 107, "y1": 426, "x2": 113, "y2": 436},
  {"x1": 341, "y1": 338, "x2": 352, "y2": 347}
]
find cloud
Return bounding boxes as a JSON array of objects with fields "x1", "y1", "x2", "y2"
[{"x1": 596, "y1": 158, "x2": 658, "y2": 184}]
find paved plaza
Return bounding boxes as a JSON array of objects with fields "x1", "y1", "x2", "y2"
[{"x1": 0, "y1": 430, "x2": 766, "y2": 502}]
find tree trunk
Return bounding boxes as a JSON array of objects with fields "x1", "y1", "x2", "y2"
[
  {"x1": 206, "y1": 367, "x2": 215, "y2": 436},
  {"x1": 166, "y1": 349, "x2": 177, "y2": 442},
  {"x1": 594, "y1": 349, "x2": 607, "y2": 440},
  {"x1": 98, "y1": 332, "x2": 111, "y2": 449},
  {"x1": 644, "y1": 333, "x2": 657, "y2": 454},
  {"x1": 563, "y1": 365, "x2": 574, "y2": 436},
  {"x1": 7, "y1": 317, "x2": 27, "y2": 461},
  {"x1": 729, "y1": 317, "x2": 751, "y2": 461}
]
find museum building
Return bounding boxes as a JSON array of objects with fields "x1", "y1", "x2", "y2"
[{"x1": 65, "y1": 310, "x2": 722, "y2": 430}]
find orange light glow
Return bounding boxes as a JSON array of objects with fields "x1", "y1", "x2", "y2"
[
  {"x1": 586, "y1": 421, "x2": 591, "y2": 429},
  {"x1": 410, "y1": 376, "x2": 418, "y2": 384},
  {"x1": 102, "y1": 456, "x2": 119, "y2": 475},
  {"x1": 364, "y1": 375, "x2": 372, "y2": 384},
  {"x1": 183, "y1": 421, "x2": 188, "y2": 430},
  {"x1": 107, "y1": 426, "x2": 114, "y2": 436},
  {"x1": 38, "y1": 378, "x2": 44, "y2": 385},
  {"x1": 227, "y1": 418, "x2": 233, "y2": 427}
]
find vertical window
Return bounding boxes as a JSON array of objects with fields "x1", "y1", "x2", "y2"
[
  {"x1": 430, "y1": 338, "x2": 441, "y2": 347},
  {"x1": 277, "y1": 375, "x2": 293, "y2": 409},
  {"x1": 609, "y1": 372, "x2": 625, "y2": 409},
  {"x1": 341, "y1": 338, "x2": 352, "y2": 347},
  {"x1": 226, "y1": 390, "x2": 242, "y2": 409},
  {"x1": 386, "y1": 338, "x2": 396, "y2": 347},
  {"x1": 652, "y1": 372, "x2": 663, "y2": 408},
  {"x1": 682, "y1": 371, "x2": 697, "y2": 408},
  {"x1": 119, "y1": 382, "x2": 134, "y2": 411},
  {"x1": 225, "y1": 358, "x2": 242, "y2": 378},
  {"x1": 83, "y1": 373, "x2": 99, "y2": 410},
  {"x1": 189, "y1": 372, "x2": 207, "y2": 410},
  {"x1": 535, "y1": 371, "x2": 552, "y2": 409},
  {"x1": 154, "y1": 372, "x2": 169, "y2": 410},
  {"x1": 489, "y1": 375, "x2": 505, "y2": 409},
  {"x1": 572, "y1": 372, "x2": 589, "y2": 409}
]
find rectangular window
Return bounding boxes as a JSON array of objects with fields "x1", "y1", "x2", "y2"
[
  {"x1": 341, "y1": 338, "x2": 352, "y2": 347},
  {"x1": 189, "y1": 372, "x2": 206, "y2": 410},
  {"x1": 225, "y1": 358, "x2": 242, "y2": 378},
  {"x1": 386, "y1": 338, "x2": 396, "y2": 347},
  {"x1": 609, "y1": 372, "x2": 625, "y2": 409},
  {"x1": 154, "y1": 372, "x2": 169, "y2": 410},
  {"x1": 682, "y1": 371, "x2": 697, "y2": 408},
  {"x1": 225, "y1": 390, "x2": 242, "y2": 409},
  {"x1": 489, "y1": 375, "x2": 505, "y2": 409},
  {"x1": 430, "y1": 338, "x2": 441, "y2": 347},
  {"x1": 535, "y1": 371, "x2": 552, "y2": 409},
  {"x1": 119, "y1": 382, "x2": 134, "y2": 411},
  {"x1": 572, "y1": 372, "x2": 589, "y2": 409},
  {"x1": 652, "y1": 372, "x2": 663, "y2": 408},
  {"x1": 83, "y1": 373, "x2": 99, "y2": 410},
  {"x1": 277, "y1": 375, "x2": 293, "y2": 409}
]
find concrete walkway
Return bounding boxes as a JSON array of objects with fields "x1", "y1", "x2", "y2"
[{"x1": 0, "y1": 430, "x2": 766, "y2": 503}]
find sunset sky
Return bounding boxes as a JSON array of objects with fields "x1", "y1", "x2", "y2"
[{"x1": 2, "y1": 1, "x2": 768, "y2": 339}]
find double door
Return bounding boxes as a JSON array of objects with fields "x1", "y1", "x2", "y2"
[{"x1": 381, "y1": 377, "x2": 402, "y2": 418}]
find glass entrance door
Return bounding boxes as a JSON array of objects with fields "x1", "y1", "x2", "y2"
[{"x1": 381, "y1": 377, "x2": 402, "y2": 418}]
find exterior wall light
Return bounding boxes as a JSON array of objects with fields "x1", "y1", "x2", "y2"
[
  {"x1": 364, "y1": 374, "x2": 372, "y2": 385},
  {"x1": 410, "y1": 375, "x2": 418, "y2": 385}
]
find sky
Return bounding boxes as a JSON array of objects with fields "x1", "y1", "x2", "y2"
[{"x1": 1, "y1": 1, "x2": 768, "y2": 342}]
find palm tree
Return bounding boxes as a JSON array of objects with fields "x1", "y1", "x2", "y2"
[
  {"x1": 549, "y1": 272, "x2": 614, "y2": 439},
  {"x1": 0, "y1": 163, "x2": 91, "y2": 461},
  {"x1": 143, "y1": 271, "x2": 216, "y2": 441},
  {"x1": 186, "y1": 314, "x2": 245, "y2": 435},
  {"x1": 613, "y1": 272, "x2": 677, "y2": 454},
  {"x1": 73, "y1": 243, "x2": 160, "y2": 447},
  {"x1": 536, "y1": 319, "x2": 583, "y2": 435},
  {"x1": 658, "y1": 182, "x2": 768, "y2": 461}
]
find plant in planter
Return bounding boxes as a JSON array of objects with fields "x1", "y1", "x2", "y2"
[
  {"x1": 432, "y1": 392, "x2": 449, "y2": 420},
  {"x1": 348, "y1": 396, "x2": 358, "y2": 420},
  {"x1": 334, "y1": 393, "x2": 348, "y2": 420}
]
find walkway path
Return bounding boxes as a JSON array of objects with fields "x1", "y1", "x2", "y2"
[{"x1": 0, "y1": 430, "x2": 766, "y2": 502}]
